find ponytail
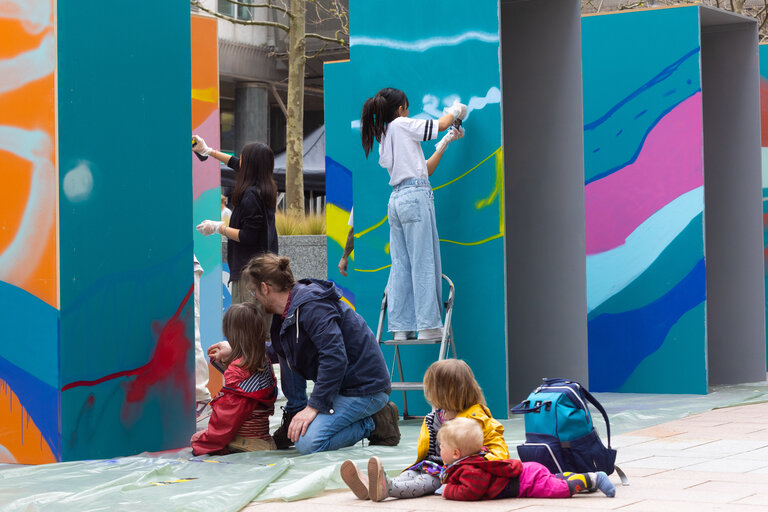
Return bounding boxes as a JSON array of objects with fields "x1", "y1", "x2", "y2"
[{"x1": 360, "y1": 87, "x2": 409, "y2": 158}]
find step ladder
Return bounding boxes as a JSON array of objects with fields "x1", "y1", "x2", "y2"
[{"x1": 375, "y1": 274, "x2": 457, "y2": 419}]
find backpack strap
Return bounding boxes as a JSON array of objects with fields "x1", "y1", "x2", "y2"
[
  {"x1": 510, "y1": 400, "x2": 552, "y2": 415},
  {"x1": 580, "y1": 387, "x2": 612, "y2": 448}
]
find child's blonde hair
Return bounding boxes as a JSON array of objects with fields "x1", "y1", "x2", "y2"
[
  {"x1": 423, "y1": 359, "x2": 485, "y2": 412},
  {"x1": 437, "y1": 417, "x2": 484, "y2": 457}
]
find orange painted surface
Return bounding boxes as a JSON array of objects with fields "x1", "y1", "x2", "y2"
[
  {"x1": 206, "y1": 363, "x2": 223, "y2": 398},
  {"x1": 0, "y1": 379, "x2": 56, "y2": 464},
  {"x1": 191, "y1": 15, "x2": 219, "y2": 129},
  {"x1": 0, "y1": 9, "x2": 58, "y2": 308},
  {"x1": 760, "y1": 78, "x2": 768, "y2": 147}
]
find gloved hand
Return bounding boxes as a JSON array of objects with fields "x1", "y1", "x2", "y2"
[
  {"x1": 443, "y1": 100, "x2": 467, "y2": 121},
  {"x1": 435, "y1": 126, "x2": 465, "y2": 153},
  {"x1": 196, "y1": 220, "x2": 224, "y2": 236},
  {"x1": 192, "y1": 135, "x2": 213, "y2": 156}
]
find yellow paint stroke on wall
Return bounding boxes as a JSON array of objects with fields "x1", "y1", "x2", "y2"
[
  {"x1": 0, "y1": 379, "x2": 56, "y2": 464},
  {"x1": 192, "y1": 87, "x2": 218, "y2": 104},
  {"x1": 326, "y1": 203, "x2": 353, "y2": 254},
  {"x1": 356, "y1": 263, "x2": 393, "y2": 273}
]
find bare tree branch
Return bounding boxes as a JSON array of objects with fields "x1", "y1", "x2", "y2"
[
  {"x1": 191, "y1": 0, "x2": 289, "y2": 31},
  {"x1": 224, "y1": 0, "x2": 292, "y2": 17}
]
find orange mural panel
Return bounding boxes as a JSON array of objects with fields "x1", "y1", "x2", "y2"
[
  {"x1": 191, "y1": 15, "x2": 219, "y2": 129},
  {"x1": 0, "y1": 5, "x2": 57, "y2": 308}
]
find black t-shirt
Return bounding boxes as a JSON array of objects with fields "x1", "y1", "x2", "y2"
[{"x1": 227, "y1": 156, "x2": 278, "y2": 281}]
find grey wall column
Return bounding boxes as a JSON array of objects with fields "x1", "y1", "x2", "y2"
[{"x1": 235, "y1": 83, "x2": 269, "y2": 153}]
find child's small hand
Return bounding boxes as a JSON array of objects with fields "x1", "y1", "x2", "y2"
[{"x1": 208, "y1": 340, "x2": 232, "y2": 361}]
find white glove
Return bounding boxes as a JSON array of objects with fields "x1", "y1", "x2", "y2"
[
  {"x1": 196, "y1": 220, "x2": 224, "y2": 236},
  {"x1": 435, "y1": 126, "x2": 465, "y2": 153},
  {"x1": 192, "y1": 135, "x2": 213, "y2": 156},
  {"x1": 443, "y1": 100, "x2": 467, "y2": 121}
]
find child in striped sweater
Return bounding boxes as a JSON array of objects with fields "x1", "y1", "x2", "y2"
[{"x1": 191, "y1": 302, "x2": 277, "y2": 455}]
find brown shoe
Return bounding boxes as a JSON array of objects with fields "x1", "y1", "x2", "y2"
[
  {"x1": 368, "y1": 401, "x2": 401, "y2": 446},
  {"x1": 340, "y1": 459, "x2": 369, "y2": 500},
  {"x1": 367, "y1": 456, "x2": 388, "y2": 502}
]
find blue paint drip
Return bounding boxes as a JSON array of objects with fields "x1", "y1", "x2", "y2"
[{"x1": 587, "y1": 258, "x2": 706, "y2": 391}]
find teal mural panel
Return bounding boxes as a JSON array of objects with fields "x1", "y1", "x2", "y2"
[
  {"x1": 759, "y1": 43, "x2": 768, "y2": 371},
  {"x1": 325, "y1": 0, "x2": 507, "y2": 416},
  {"x1": 56, "y1": 2, "x2": 194, "y2": 459},
  {"x1": 582, "y1": 7, "x2": 708, "y2": 393}
]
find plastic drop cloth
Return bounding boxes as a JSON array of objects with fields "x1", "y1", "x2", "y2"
[{"x1": 1, "y1": 378, "x2": 767, "y2": 510}]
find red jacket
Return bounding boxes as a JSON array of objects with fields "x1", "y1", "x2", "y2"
[
  {"x1": 442, "y1": 455, "x2": 523, "y2": 501},
  {"x1": 191, "y1": 359, "x2": 277, "y2": 455}
]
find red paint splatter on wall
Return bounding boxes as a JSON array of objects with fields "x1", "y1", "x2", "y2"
[{"x1": 62, "y1": 286, "x2": 194, "y2": 422}]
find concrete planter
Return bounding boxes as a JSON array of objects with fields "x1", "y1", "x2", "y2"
[{"x1": 278, "y1": 235, "x2": 327, "y2": 281}]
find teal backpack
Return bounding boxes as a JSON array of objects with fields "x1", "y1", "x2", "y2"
[{"x1": 511, "y1": 378, "x2": 627, "y2": 484}]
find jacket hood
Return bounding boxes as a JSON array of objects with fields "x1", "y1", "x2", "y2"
[{"x1": 287, "y1": 279, "x2": 342, "y2": 314}]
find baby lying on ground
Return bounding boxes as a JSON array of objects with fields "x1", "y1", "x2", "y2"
[{"x1": 437, "y1": 417, "x2": 616, "y2": 501}]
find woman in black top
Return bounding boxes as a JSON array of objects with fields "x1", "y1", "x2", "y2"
[{"x1": 193, "y1": 136, "x2": 278, "y2": 304}]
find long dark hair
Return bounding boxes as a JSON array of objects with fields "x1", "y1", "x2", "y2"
[
  {"x1": 231, "y1": 142, "x2": 277, "y2": 210},
  {"x1": 360, "y1": 87, "x2": 409, "y2": 157},
  {"x1": 222, "y1": 302, "x2": 268, "y2": 373}
]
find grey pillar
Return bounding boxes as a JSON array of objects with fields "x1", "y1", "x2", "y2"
[{"x1": 235, "y1": 84, "x2": 269, "y2": 153}]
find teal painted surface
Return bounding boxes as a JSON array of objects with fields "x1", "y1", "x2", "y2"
[
  {"x1": 194, "y1": 187, "x2": 223, "y2": 352},
  {"x1": 326, "y1": 0, "x2": 507, "y2": 417},
  {"x1": 582, "y1": 7, "x2": 708, "y2": 393},
  {"x1": 56, "y1": 2, "x2": 194, "y2": 460},
  {"x1": 758, "y1": 44, "x2": 768, "y2": 371}
]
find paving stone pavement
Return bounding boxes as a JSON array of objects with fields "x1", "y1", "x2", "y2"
[{"x1": 242, "y1": 401, "x2": 768, "y2": 511}]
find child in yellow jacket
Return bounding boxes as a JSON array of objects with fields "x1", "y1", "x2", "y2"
[{"x1": 340, "y1": 359, "x2": 508, "y2": 501}]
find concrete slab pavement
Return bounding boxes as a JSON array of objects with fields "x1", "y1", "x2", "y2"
[{"x1": 242, "y1": 401, "x2": 768, "y2": 511}]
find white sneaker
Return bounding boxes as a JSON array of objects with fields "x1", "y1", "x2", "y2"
[
  {"x1": 393, "y1": 331, "x2": 412, "y2": 341},
  {"x1": 418, "y1": 328, "x2": 443, "y2": 340}
]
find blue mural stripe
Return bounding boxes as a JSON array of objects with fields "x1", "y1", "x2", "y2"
[
  {"x1": 584, "y1": 47, "x2": 701, "y2": 184},
  {"x1": 325, "y1": 157, "x2": 353, "y2": 211},
  {"x1": 0, "y1": 354, "x2": 59, "y2": 458},
  {"x1": 589, "y1": 213, "x2": 704, "y2": 319},
  {"x1": 587, "y1": 258, "x2": 706, "y2": 392}
]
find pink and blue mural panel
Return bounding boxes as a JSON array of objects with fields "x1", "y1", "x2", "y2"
[
  {"x1": 582, "y1": 7, "x2": 707, "y2": 393},
  {"x1": 759, "y1": 43, "x2": 768, "y2": 371}
]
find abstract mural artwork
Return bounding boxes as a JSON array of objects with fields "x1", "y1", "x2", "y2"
[
  {"x1": 325, "y1": 0, "x2": 508, "y2": 415},
  {"x1": 1, "y1": 0, "x2": 194, "y2": 462}
]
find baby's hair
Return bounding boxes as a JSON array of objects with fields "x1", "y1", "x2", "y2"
[
  {"x1": 437, "y1": 417, "x2": 484, "y2": 457},
  {"x1": 423, "y1": 359, "x2": 485, "y2": 412},
  {"x1": 360, "y1": 87, "x2": 409, "y2": 157},
  {"x1": 222, "y1": 302, "x2": 268, "y2": 373},
  {"x1": 242, "y1": 253, "x2": 296, "y2": 292}
]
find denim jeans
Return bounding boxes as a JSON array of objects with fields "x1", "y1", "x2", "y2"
[
  {"x1": 387, "y1": 178, "x2": 443, "y2": 332},
  {"x1": 294, "y1": 391, "x2": 389, "y2": 454},
  {"x1": 278, "y1": 355, "x2": 308, "y2": 413}
]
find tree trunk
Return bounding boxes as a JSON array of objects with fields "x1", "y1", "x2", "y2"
[
  {"x1": 731, "y1": 0, "x2": 746, "y2": 14},
  {"x1": 285, "y1": 0, "x2": 306, "y2": 217}
]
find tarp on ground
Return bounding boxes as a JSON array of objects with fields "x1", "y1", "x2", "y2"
[{"x1": 2, "y1": 379, "x2": 768, "y2": 511}]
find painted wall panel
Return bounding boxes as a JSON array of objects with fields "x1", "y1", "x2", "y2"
[
  {"x1": 191, "y1": 14, "x2": 223, "y2": 395},
  {"x1": 0, "y1": 0, "x2": 59, "y2": 464},
  {"x1": 325, "y1": 0, "x2": 508, "y2": 416},
  {"x1": 55, "y1": 1, "x2": 193, "y2": 460},
  {"x1": 758, "y1": 43, "x2": 768, "y2": 370},
  {"x1": 582, "y1": 7, "x2": 708, "y2": 393}
]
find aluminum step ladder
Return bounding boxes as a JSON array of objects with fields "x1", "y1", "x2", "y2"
[{"x1": 375, "y1": 274, "x2": 457, "y2": 419}]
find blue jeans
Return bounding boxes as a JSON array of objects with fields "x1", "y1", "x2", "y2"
[
  {"x1": 387, "y1": 178, "x2": 443, "y2": 332},
  {"x1": 279, "y1": 356, "x2": 308, "y2": 413},
  {"x1": 294, "y1": 391, "x2": 389, "y2": 454}
]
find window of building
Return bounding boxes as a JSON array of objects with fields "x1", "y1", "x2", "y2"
[{"x1": 217, "y1": 0, "x2": 253, "y2": 21}]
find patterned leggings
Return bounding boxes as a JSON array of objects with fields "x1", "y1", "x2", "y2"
[{"x1": 387, "y1": 470, "x2": 442, "y2": 499}]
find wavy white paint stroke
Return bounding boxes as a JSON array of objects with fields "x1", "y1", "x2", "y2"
[
  {"x1": 0, "y1": 33, "x2": 55, "y2": 95},
  {"x1": 0, "y1": 0, "x2": 51, "y2": 34},
  {"x1": 350, "y1": 31, "x2": 499, "y2": 52},
  {"x1": 586, "y1": 186, "x2": 704, "y2": 313},
  {"x1": 0, "y1": 126, "x2": 55, "y2": 288},
  {"x1": 350, "y1": 87, "x2": 501, "y2": 129}
]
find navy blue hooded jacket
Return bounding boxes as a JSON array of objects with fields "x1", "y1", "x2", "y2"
[{"x1": 270, "y1": 279, "x2": 391, "y2": 414}]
